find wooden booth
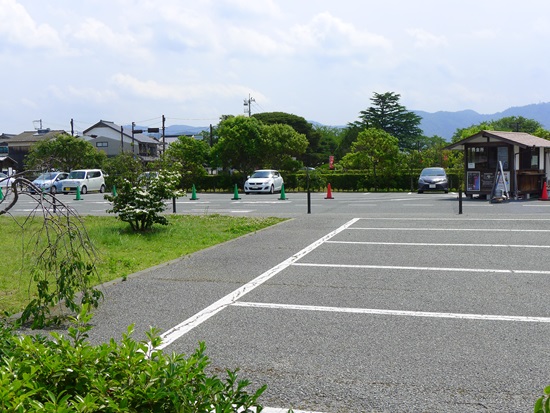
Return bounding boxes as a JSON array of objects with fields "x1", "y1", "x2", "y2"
[{"x1": 446, "y1": 131, "x2": 550, "y2": 199}]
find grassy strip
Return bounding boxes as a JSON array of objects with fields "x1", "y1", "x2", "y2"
[{"x1": 0, "y1": 214, "x2": 286, "y2": 314}]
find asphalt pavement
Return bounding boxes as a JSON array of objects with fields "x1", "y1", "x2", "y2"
[{"x1": 8, "y1": 190, "x2": 550, "y2": 412}]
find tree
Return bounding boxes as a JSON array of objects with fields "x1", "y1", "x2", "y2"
[
  {"x1": 212, "y1": 116, "x2": 264, "y2": 175},
  {"x1": 356, "y1": 92, "x2": 423, "y2": 151},
  {"x1": 261, "y1": 123, "x2": 309, "y2": 170},
  {"x1": 1, "y1": 176, "x2": 103, "y2": 328},
  {"x1": 451, "y1": 116, "x2": 547, "y2": 143},
  {"x1": 490, "y1": 116, "x2": 542, "y2": 133},
  {"x1": 313, "y1": 125, "x2": 343, "y2": 167},
  {"x1": 340, "y1": 128, "x2": 399, "y2": 189},
  {"x1": 253, "y1": 112, "x2": 323, "y2": 166},
  {"x1": 103, "y1": 152, "x2": 144, "y2": 192},
  {"x1": 25, "y1": 133, "x2": 106, "y2": 172},
  {"x1": 451, "y1": 122, "x2": 493, "y2": 143},
  {"x1": 335, "y1": 123, "x2": 362, "y2": 161},
  {"x1": 162, "y1": 135, "x2": 210, "y2": 189}
]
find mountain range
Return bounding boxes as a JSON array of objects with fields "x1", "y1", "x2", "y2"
[
  {"x1": 414, "y1": 102, "x2": 550, "y2": 140},
  {"x1": 147, "y1": 102, "x2": 550, "y2": 141}
]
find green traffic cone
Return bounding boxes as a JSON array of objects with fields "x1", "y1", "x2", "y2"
[
  {"x1": 231, "y1": 184, "x2": 241, "y2": 200},
  {"x1": 191, "y1": 184, "x2": 198, "y2": 200},
  {"x1": 74, "y1": 185, "x2": 82, "y2": 201},
  {"x1": 279, "y1": 184, "x2": 287, "y2": 200}
]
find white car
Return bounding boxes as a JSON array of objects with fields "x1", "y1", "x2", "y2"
[
  {"x1": 31, "y1": 171, "x2": 69, "y2": 194},
  {"x1": 0, "y1": 172, "x2": 15, "y2": 190},
  {"x1": 61, "y1": 169, "x2": 106, "y2": 194},
  {"x1": 244, "y1": 169, "x2": 284, "y2": 194}
]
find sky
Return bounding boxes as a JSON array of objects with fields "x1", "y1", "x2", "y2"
[{"x1": 1, "y1": 0, "x2": 550, "y2": 135}]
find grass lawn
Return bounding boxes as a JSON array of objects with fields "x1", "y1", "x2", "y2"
[{"x1": 0, "y1": 214, "x2": 286, "y2": 314}]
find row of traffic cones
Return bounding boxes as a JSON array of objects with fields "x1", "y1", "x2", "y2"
[{"x1": 157, "y1": 183, "x2": 335, "y2": 201}]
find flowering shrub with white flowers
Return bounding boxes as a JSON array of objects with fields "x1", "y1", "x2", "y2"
[{"x1": 105, "y1": 169, "x2": 185, "y2": 231}]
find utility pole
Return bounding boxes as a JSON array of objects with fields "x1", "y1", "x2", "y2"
[
  {"x1": 131, "y1": 122, "x2": 136, "y2": 154},
  {"x1": 70, "y1": 118, "x2": 74, "y2": 136},
  {"x1": 120, "y1": 126, "x2": 124, "y2": 153},
  {"x1": 162, "y1": 115, "x2": 166, "y2": 154},
  {"x1": 243, "y1": 94, "x2": 255, "y2": 117}
]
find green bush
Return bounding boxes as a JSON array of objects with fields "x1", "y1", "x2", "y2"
[
  {"x1": 183, "y1": 169, "x2": 463, "y2": 192},
  {"x1": 535, "y1": 387, "x2": 550, "y2": 412},
  {"x1": 105, "y1": 169, "x2": 185, "y2": 232},
  {"x1": 0, "y1": 307, "x2": 266, "y2": 412}
]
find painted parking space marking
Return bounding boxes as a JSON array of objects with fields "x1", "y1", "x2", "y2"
[
  {"x1": 327, "y1": 240, "x2": 550, "y2": 248},
  {"x1": 261, "y1": 408, "x2": 323, "y2": 413},
  {"x1": 350, "y1": 227, "x2": 550, "y2": 232},
  {"x1": 155, "y1": 218, "x2": 360, "y2": 350},
  {"x1": 357, "y1": 217, "x2": 550, "y2": 221},
  {"x1": 292, "y1": 262, "x2": 550, "y2": 275},
  {"x1": 232, "y1": 302, "x2": 550, "y2": 323}
]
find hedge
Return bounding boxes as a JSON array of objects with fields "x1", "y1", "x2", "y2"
[{"x1": 186, "y1": 169, "x2": 463, "y2": 193}]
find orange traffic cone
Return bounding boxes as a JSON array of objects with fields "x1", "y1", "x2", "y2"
[
  {"x1": 325, "y1": 183, "x2": 334, "y2": 199},
  {"x1": 541, "y1": 181, "x2": 549, "y2": 201}
]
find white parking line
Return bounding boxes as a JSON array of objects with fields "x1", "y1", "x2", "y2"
[
  {"x1": 232, "y1": 302, "x2": 550, "y2": 323},
  {"x1": 261, "y1": 408, "x2": 323, "y2": 413},
  {"x1": 350, "y1": 227, "x2": 550, "y2": 232},
  {"x1": 154, "y1": 218, "x2": 360, "y2": 350},
  {"x1": 292, "y1": 262, "x2": 550, "y2": 275},
  {"x1": 327, "y1": 240, "x2": 550, "y2": 248},
  {"x1": 356, "y1": 217, "x2": 550, "y2": 221}
]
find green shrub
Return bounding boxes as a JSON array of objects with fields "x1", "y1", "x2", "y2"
[
  {"x1": 0, "y1": 307, "x2": 266, "y2": 412},
  {"x1": 535, "y1": 387, "x2": 550, "y2": 412},
  {"x1": 105, "y1": 169, "x2": 185, "y2": 232}
]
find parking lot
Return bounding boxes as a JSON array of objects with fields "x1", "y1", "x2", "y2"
[{"x1": 8, "y1": 191, "x2": 550, "y2": 412}]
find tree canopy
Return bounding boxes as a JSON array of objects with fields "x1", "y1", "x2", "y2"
[
  {"x1": 341, "y1": 127, "x2": 399, "y2": 170},
  {"x1": 212, "y1": 115, "x2": 308, "y2": 176},
  {"x1": 25, "y1": 134, "x2": 107, "y2": 172},
  {"x1": 162, "y1": 135, "x2": 210, "y2": 188},
  {"x1": 212, "y1": 116, "x2": 265, "y2": 175},
  {"x1": 355, "y1": 92, "x2": 423, "y2": 151},
  {"x1": 253, "y1": 112, "x2": 323, "y2": 166},
  {"x1": 451, "y1": 115, "x2": 546, "y2": 143}
]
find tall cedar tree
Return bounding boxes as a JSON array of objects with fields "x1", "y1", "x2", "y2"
[{"x1": 356, "y1": 92, "x2": 423, "y2": 151}]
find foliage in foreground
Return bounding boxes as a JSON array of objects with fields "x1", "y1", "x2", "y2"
[
  {"x1": 0, "y1": 182, "x2": 104, "y2": 329},
  {"x1": 535, "y1": 387, "x2": 550, "y2": 413},
  {"x1": 0, "y1": 307, "x2": 266, "y2": 412}
]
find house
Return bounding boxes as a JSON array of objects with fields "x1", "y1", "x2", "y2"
[
  {"x1": 6, "y1": 129, "x2": 66, "y2": 171},
  {"x1": 82, "y1": 120, "x2": 160, "y2": 161},
  {"x1": 445, "y1": 130, "x2": 550, "y2": 199}
]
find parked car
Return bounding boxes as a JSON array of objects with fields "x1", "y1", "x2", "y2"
[
  {"x1": 61, "y1": 169, "x2": 106, "y2": 194},
  {"x1": 31, "y1": 171, "x2": 69, "y2": 194},
  {"x1": 0, "y1": 172, "x2": 15, "y2": 189},
  {"x1": 244, "y1": 169, "x2": 284, "y2": 194},
  {"x1": 418, "y1": 167, "x2": 449, "y2": 193}
]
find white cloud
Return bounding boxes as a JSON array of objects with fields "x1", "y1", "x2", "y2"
[
  {"x1": 71, "y1": 18, "x2": 151, "y2": 59},
  {"x1": 226, "y1": 26, "x2": 293, "y2": 56},
  {"x1": 46, "y1": 85, "x2": 117, "y2": 104},
  {"x1": 0, "y1": 0, "x2": 62, "y2": 50},
  {"x1": 3, "y1": 0, "x2": 550, "y2": 133},
  {"x1": 111, "y1": 73, "x2": 263, "y2": 102},
  {"x1": 407, "y1": 28, "x2": 447, "y2": 49},
  {"x1": 218, "y1": 0, "x2": 282, "y2": 18},
  {"x1": 289, "y1": 12, "x2": 391, "y2": 56}
]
